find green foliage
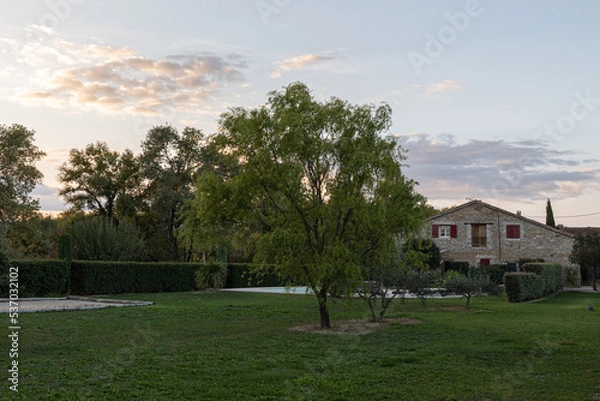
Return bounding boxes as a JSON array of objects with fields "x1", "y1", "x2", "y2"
[
  {"x1": 70, "y1": 261, "x2": 197, "y2": 295},
  {"x1": 503, "y1": 272, "x2": 541, "y2": 302},
  {"x1": 5, "y1": 214, "x2": 60, "y2": 259},
  {"x1": 225, "y1": 263, "x2": 284, "y2": 288},
  {"x1": 139, "y1": 125, "x2": 206, "y2": 261},
  {"x1": 444, "y1": 261, "x2": 470, "y2": 275},
  {"x1": 0, "y1": 259, "x2": 68, "y2": 297},
  {"x1": 564, "y1": 265, "x2": 580, "y2": 287},
  {"x1": 472, "y1": 264, "x2": 507, "y2": 285},
  {"x1": 0, "y1": 124, "x2": 46, "y2": 224},
  {"x1": 521, "y1": 262, "x2": 562, "y2": 296},
  {"x1": 401, "y1": 238, "x2": 441, "y2": 270},
  {"x1": 570, "y1": 231, "x2": 600, "y2": 290},
  {"x1": 190, "y1": 83, "x2": 428, "y2": 328},
  {"x1": 58, "y1": 232, "x2": 73, "y2": 264},
  {"x1": 68, "y1": 217, "x2": 146, "y2": 261},
  {"x1": 518, "y1": 257, "x2": 544, "y2": 267},
  {"x1": 58, "y1": 142, "x2": 139, "y2": 223},
  {"x1": 444, "y1": 271, "x2": 495, "y2": 309},
  {"x1": 194, "y1": 261, "x2": 228, "y2": 290}
]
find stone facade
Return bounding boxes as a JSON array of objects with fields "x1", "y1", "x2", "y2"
[{"x1": 427, "y1": 200, "x2": 575, "y2": 267}]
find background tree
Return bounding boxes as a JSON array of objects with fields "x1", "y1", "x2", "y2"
[
  {"x1": 191, "y1": 83, "x2": 428, "y2": 328},
  {"x1": 570, "y1": 232, "x2": 599, "y2": 291},
  {"x1": 546, "y1": 198, "x2": 556, "y2": 228},
  {"x1": 139, "y1": 125, "x2": 206, "y2": 261},
  {"x1": 58, "y1": 142, "x2": 140, "y2": 223},
  {"x1": 401, "y1": 238, "x2": 441, "y2": 270},
  {"x1": 0, "y1": 124, "x2": 46, "y2": 224}
]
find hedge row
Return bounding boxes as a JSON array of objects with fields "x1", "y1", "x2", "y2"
[
  {"x1": 70, "y1": 261, "x2": 198, "y2": 295},
  {"x1": 504, "y1": 263, "x2": 562, "y2": 302},
  {"x1": 1, "y1": 260, "x2": 286, "y2": 297},
  {"x1": 0, "y1": 259, "x2": 69, "y2": 298}
]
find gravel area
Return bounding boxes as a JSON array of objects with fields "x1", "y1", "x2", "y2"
[{"x1": 0, "y1": 296, "x2": 153, "y2": 313}]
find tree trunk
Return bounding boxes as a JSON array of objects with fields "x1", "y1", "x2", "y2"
[
  {"x1": 465, "y1": 295, "x2": 471, "y2": 310},
  {"x1": 317, "y1": 291, "x2": 331, "y2": 329}
]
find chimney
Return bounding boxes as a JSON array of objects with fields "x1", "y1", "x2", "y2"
[{"x1": 516, "y1": 211, "x2": 521, "y2": 216}]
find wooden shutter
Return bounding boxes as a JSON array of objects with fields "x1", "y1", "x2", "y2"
[
  {"x1": 450, "y1": 225, "x2": 458, "y2": 238},
  {"x1": 432, "y1": 224, "x2": 439, "y2": 238},
  {"x1": 507, "y1": 225, "x2": 521, "y2": 239}
]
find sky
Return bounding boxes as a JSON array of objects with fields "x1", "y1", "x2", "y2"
[{"x1": 1, "y1": 0, "x2": 600, "y2": 226}]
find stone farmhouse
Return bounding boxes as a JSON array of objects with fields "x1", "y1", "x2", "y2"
[{"x1": 427, "y1": 200, "x2": 575, "y2": 268}]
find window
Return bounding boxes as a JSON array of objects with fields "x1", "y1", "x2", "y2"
[
  {"x1": 506, "y1": 224, "x2": 521, "y2": 239},
  {"x1": 439, "y1": 225, "x2": 451, "y2": 238},
  {"x1": 432, "y1": 224, "x2": 457, "y2": 238},
  {"x1": 471, "y1": 224, "x2": 487, "y2": 247}
]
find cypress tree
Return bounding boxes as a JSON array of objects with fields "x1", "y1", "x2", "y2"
[{"x1": 546, "y1": 199, "x2": 556, "y2": 227}]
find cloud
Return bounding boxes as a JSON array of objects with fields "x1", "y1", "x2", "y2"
[
  {"x1": 271, "y1": 53, "x2": 335, "y2": 78},
  {"x1": 2, "y1": 25, "x2": 247, "y2": 115},
  {"x1": 396, "y1": 133, "x2": 600, "y2": 203},
  {"x1": 418, "y1": 80, "x2": 465, "y2": 98}
]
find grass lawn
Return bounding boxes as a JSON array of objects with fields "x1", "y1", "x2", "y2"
[{"x1": 1, "y1": 290, "x2": 599, "y2": 400}]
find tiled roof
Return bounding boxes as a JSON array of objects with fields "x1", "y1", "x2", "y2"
[{"x1": 427, "y1": 200, "x2": 574, "y2": 238}]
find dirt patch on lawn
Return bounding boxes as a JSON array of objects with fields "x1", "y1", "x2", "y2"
[{"x1": 289, "y1": 317, "x2": 423, "y2": 335}]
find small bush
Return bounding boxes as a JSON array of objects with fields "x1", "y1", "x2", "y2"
[
  {"x1": 195, "y1": 262, "x2": 228, "y2": 290},
  {"x1": 504, "y1": 272, "x2": 542, "y2": 302},
  {"x1": 226, "y1": 263, "x2": 284, "y2": 288},
  {"x1": 444, "y1": 261, "x2": 470, "y2": 275},
  {"x1": 521, "y1": 262, "x2": 562, "y2": 296}
]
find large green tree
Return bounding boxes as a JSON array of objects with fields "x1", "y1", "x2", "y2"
[
  {"x1": 139, "y1": 125, "x2": 206, "y2": 261},
  {"x1": 58, "y1": 142, "x2": 139, "y2": 223},
  {"x1": 570, "y1": 232, "x2": 600, "y2": 291},
  {"x1": 0, "y1": 124, "x2": 46, "y2": 224},
  {"x1": 191, "y1": 83, "x2": 427, "y2": 328}
]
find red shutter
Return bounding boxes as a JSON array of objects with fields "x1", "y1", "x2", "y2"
[
  {"x1": 432, "y1": 224, "x2": 439, "y2": 238},
  {"x1": 450, "y1": 225, "x2": 457, "y2": 238},
  {"x1": 507, "y1": 225, "x2": 521, "y2": 239},
  {"x1": 480, "y1": 258, "x2": 491, "y2": 266}
]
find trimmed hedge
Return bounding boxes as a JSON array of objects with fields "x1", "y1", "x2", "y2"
[
  {"x1": 504, "y1": 263, "x2": 562, "y2": 302},
  {"x1": 521, "y1": 262, "x2": 562, "y2": 296},
  {"x1": 71, "y1": 261, "x2": 197, "y2": 295},
  {"x1": 1, "y1": 259, "x2": 69, "y2": 297}
]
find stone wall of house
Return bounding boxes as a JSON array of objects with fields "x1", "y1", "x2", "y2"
[{"x1": 428, "y1": 202, "x2": 575, "y2": 267}]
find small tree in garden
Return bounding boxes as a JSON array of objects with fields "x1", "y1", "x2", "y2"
[
  {"x1": 570, "y1": 232, "x2": 600, "y2": 291},
  {"x1": 444, "y1": 270, "x2": 495, "y2": 310},
  {"x1": 359, "y1": 247, "x2": 431, "y2": 323}
]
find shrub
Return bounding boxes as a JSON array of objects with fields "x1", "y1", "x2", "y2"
[
  {"x1": 444, "y1": 261, "x2": 470, "y2": 275},
  {"x1": 194, "y1": 262, "x2": 228, "y2": 290},
  {"x1": 226, "y1": 263, "x2": 285, "y2": 288},
  {"x1": 521, "y1": 262, "x2": 562, "y2": 296},
  {"x1": 503, "y1": 272, "x2": 542, "y2": 302},
  {"x1": 0, "y1": 259, "x2": 69, "y2": 297}
]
